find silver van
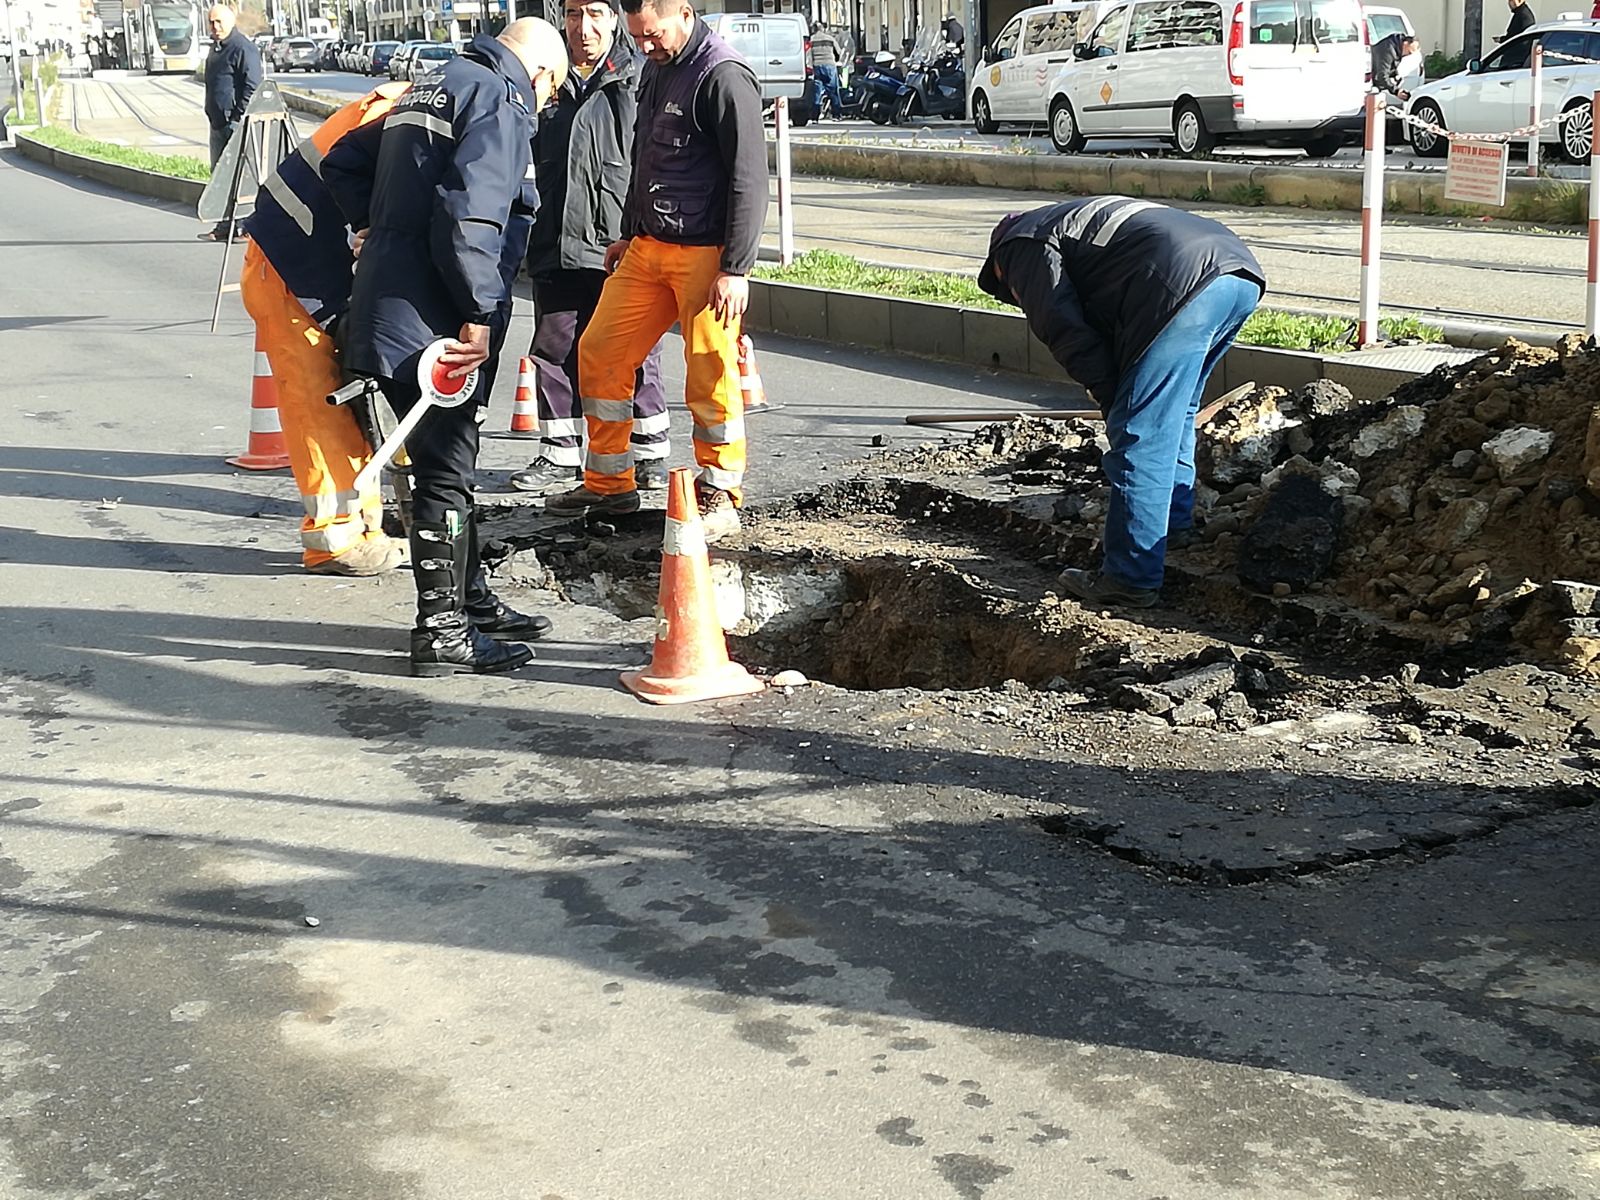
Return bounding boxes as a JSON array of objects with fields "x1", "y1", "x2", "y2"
[{"x1": 702, "y1": 12, "x2": 815, "y2": 124}]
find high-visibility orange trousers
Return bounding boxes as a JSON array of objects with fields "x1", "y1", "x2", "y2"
[
  {"x1": 577, "y1": 238, "x2": 745, "y2": 501},
  {"x1": 239, "y1": 241, "x2": 386, "y2": 567}
]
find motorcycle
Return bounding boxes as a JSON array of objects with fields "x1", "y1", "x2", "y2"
[
  {"x1": 853, "y1": 50, "x2": 904, "y2": 125},
  {"x1": 892, "y1": 29, "x2": 966, "y2": 125}
]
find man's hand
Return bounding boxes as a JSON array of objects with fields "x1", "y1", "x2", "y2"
[
  {"x1": 1398, "y1": 88, "x2": 1411, "y2": 101},
  {"x1": 603, "y1": 239, "x2": 631, "y2": 274},
  {"x1": 351, "y1": 228, "x2": 369, "y2": 258},
  {"x1": 439, "y1": 323, "x2": 490, "y2": 379},
  {"x1": 708, "y1": 272, "x2": 749, "y2": 329}
]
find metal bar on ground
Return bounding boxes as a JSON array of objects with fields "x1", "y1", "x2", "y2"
[
  {"x1": 902, "y1": 383, "x2": 1258, "y2": 430},
  {"x1": 1588, "y1": 89, "x2": 1600, "y2": 337},
  {"x1": 1529, "y1": 42, "x2": 1543, "y2": 177},
  {"x1": 1357, "y1": 91, "x2": 1386, "y2": 348},
  {"x1": 775, "y1": 95, "x2": 794, "y2": 267}
]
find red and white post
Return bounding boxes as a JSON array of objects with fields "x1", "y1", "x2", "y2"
[
  {"x1": 1587, "y1": 90, "x2": 1600, "y2": 337},
  {"x1": 774, "y1": 96, "x2": 795, "y2": 267},
  {"x1": 1357, "y1": 90, "x2": 1386, "y2": 347},
  {"x1": 1528, "y1": 42, "x2": 1543, "y2": 177}
]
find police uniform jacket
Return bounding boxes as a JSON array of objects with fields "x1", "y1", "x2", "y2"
[
  {"x1": 978, "y1": 198, "x2": 1265, "y2": 406},
  {"x1": 322, "y1": 34, "x2": 540, "y2": 379}
]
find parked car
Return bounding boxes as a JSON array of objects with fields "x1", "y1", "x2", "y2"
[
  {"x1": 702, "y1": 12, "x2": 815, "y2": 125},
  {"x1": 265, "y1": 37, "x2": 290, "y2": 68},
  {"x1": 1044, "y1": 0, "x2": 1368, "y2": 157},
  {"x1": 279, "y1": 37, "x2": 320, "y2": 71},
  {"x1": 389, "y1": 39, "x2": 431, "y2": 80},
  {"x1": 367, "y1": 40, "x2": 399, "y2": 74},
  {"x1": 1407, "y1": 19, "x2": 1600, "y2": 162},
  {"x1": 407, "y1": 42, "x2": 458, "y2": 79},
  {"x1": 970, "y1": 2, "x2": 1103, "y2": 133},
  {"x1": 317, "y1": 39, "x2": 343, "y2": 70}
]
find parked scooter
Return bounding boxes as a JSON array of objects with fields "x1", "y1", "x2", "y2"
[
  {"x1": 835, "y1": 51, "x2": 886, "y2": 119},
  {"x1": 892, "y1": 29, "x2": 965, "y2": 124},
  {"x1": 854, "y1": 50, "x2": 904, "y2": 125}
]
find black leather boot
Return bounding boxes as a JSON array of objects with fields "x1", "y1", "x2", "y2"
[
  {"x1": 463, "y1": 523, "x2": 553, "y2": 642},
  {"x1": 408, "y1": 519, "x2": 534, "y2": 678}
]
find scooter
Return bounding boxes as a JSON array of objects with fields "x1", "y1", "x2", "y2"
[
  {"x1": 893, "y1": 31, "x2": 966, "y2": 125},
  {"x1": 854, "y1": 50, "x2": 904, "y2": 125},
  {"x1": 834, "y1": 52, "x2": 883, "y2": 120}
]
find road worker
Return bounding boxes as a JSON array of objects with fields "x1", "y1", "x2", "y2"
[{"x1": 239, "y1": 81, "x2": 412, "y2": 576}]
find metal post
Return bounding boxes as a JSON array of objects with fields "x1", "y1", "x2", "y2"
[
  {"x1": 3, "y1": 0, "x2": 24, "y2": 115},
  {"x1": 1528, "y1": 41, "x2": 1542, "y2": 177},
  {"x1": 775, "y1": 95, "x2": 794, "y2": 267},
  {"x1": 1357, "y1": 91, "x2": 1385, "y2": 347},
  {"x1": 1586, "y1": 89, "x2": 1600, "y2": 337},
  {"x1": 33, "y1": 64, "x2": 43, "y2": 124}
]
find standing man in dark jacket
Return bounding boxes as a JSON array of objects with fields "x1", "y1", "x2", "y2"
[
  {"x1": 979, "y1": 199, "x2": 1265, "y2": 608},
  {"x1": 199, "y1": 4, "x2": 261, "y2": 241},
  {"x1": 1501, "y1": 0, "x2": 1536, "y2": 42},
  {"x1": 1371, "y1": 30, "x2": 1419, "y2": 100},
  {"x1": 510, "y1": 0, "x2": 671, "y2": 496},
  {"x1": 322, "y1": 19, "x2": 569, "y2": 677},
  {"x1": 545, "y1": 0, "x2": 767, "y2": 544}
]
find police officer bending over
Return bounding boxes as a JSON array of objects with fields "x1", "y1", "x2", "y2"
[{"x1": 323, "y1": 19, "x2": 569, "y2": 677}]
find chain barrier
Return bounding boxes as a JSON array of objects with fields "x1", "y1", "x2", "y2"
[
  {"x1": 1541, "y1": 49, "x2": 1600, "y2": 66},
  {"x1": 1383, "y1": 101, "x2": 1586, "y2": 145}
]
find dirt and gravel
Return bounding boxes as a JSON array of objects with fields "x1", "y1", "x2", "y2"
[{"x1": 478, "y1": 338, "x2": 1598, "y2": 883}]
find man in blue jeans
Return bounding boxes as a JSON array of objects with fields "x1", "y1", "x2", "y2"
[{"x1": 978, "y1": 199, "x2": 1265, "y2": 608}]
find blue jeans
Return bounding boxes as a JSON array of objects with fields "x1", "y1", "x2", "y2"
[
  {"x1": 813, "y1": 64, "x2": 842, "y2": 118},
  {"x1": 1100, "y1": 273, "x2": 1260, "y2": 590}
]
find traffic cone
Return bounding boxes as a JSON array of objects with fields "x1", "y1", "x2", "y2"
[
  {"x1": 737, "y1": 330, "x2": 783, "y2": 415},
  {"x1": 226, "y1": 334, "x2": 291, "y2": 471},
  {"x1": 506, "y1": 355, "x2": 538, "y2": 438},
  {"x1": 621, "y1": 468, "x2": 764, "y2": 706}
]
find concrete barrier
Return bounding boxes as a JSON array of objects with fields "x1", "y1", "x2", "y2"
[
  {"x1": 769, "y1": 140, "x2": 1573, "y2": 222},
  {"x1": 744, "y1": 276, "x2": 1472, "y2": 401},
  {"x1": 13, "y1": 131, "x2": 204, "y2": 207}
]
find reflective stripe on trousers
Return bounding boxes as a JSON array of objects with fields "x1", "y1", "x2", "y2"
[
  {"x1": 576, "y1": 238, "x2": 746, "y2": 501},
  {"x1": 240, "y1": 242, "x2": 385, "y2": 567}
]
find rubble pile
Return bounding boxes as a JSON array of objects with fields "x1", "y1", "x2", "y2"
[{"x1": 1187, "y1": 338, "x2": 1600, "y2": 675}]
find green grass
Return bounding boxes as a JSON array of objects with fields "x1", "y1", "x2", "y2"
[
  {"x1": 755, "y1": 249, "x2": 1446, "y2": 352},
  {"x1": 25, "y1": 126, "x2": 212, "y2": 181},
  {"x1": 1224, "y1": 182, "x2": 1268, "y2": 207}
]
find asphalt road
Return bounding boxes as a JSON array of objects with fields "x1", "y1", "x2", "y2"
[{"x1": 2, "y1": 140, "x2": 1599, "y2": 1199}]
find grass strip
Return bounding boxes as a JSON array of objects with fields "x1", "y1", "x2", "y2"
[
  {"x1": 755, "y1": 249, "x2": 1445, "y2": 352},
  {"x1": 23, "y1": 125, "x2": 211, "y2": 181}
]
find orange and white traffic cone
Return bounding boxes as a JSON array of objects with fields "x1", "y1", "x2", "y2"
[
  {"x1": 506, "y1": 355, "x2": 538, "y2": 439},
  {"x1": 226, "y1": 333, "x2": 291, "y2": 471},
  {"x1": 737, "y1": 330, "x2": 782, "y2": 415},
  {"x1": 621, "y1": 468, "x2": 764, "y2": 706}
]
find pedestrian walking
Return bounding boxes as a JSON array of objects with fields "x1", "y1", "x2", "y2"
[
  {"x1": 510, "y1": 0, "x2": 671, "y2": 496},
  {"x1": 240, "y1": 82, "x2": 413, "y2": 576},
  {"x1": 198, "y1": 4, "x2": 261, "y2": 241},
  {"x1": 810, "y1": 21, "x2": 843, "y2": 119},
  {"x1": 546, "y1": 0, "x2": 768, "y2": 543},
  {"x1": 978, "y1": 199, "x2": 1265, "y2": 608},
  {"x1": 323, "y1": 20, "x2": 570, "y2": 676}
]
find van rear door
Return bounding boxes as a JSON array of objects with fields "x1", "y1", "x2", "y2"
[
  {"x1": 763, "y1": 17, "x2": 808, "y2": 100},
  {"x1": 1240, "y1": 0, "x2": 1365, "y2": 126}
]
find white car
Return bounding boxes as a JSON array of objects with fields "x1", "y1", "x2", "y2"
[
  {"x1": 1045, "y1": 0, "x2": 1368, "y2": 157},
  {"x1": 969, "y1": 2, "x2": 1106, "y2": 133},
  {"x1": 1406, "y1": 19, "x2": 1600, "y2": 162}
]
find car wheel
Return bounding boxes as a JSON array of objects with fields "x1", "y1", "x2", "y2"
[
  {"x1": 1410, "y1": 100, "x2": 1448, "y2": 158},
  {"x1": 1173, "y1": 100, "x2": 1215, "y2": 156},
  {"x1": 1301, "y1": 134, "x2": 1343, "y2": 159},
  {"x1": 1561, "y1": 98, "x2": 1592, "y2": 163},
  {"x1": 972, "y1": 90, "x2": 996, "y2": 134},
  {"x1": 1049, "y1": 97, "x2": 1085, "y2": 155},
  {"x1": 791, "y1": 102, "x2": 810, "y2": 127}
]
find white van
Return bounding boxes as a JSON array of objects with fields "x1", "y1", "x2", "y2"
[
  {"x1": 1045, "y1": 0, "x2": 1369, "y2": 156},
  {"x1": 970, "y1": 3, "x2": 1105, "y2": 132},
  {"x1": 702, "y1": 12, "x2": 815, "y2": 124}
]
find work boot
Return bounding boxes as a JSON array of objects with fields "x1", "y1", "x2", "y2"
[
  {"x1": 635, "y1": 459, "x2": 670, "y2": 491},
  {"x1": 543, "y1": 483, "x2": 642, "y2": 516},
  {"x1": 307, "y1": 535, "x2": 407, "y2": 577},
  {"x1": 463, "y1": 524, "x2": 552, "y2": 642},
  {"x1": 408, "y1": 519, "x2": 533, "y2": 678},
  {"x1": 695, "y1": 483, "x2": 742, "y2": 544},
  {"x1": 509, "y1": 457, "x2": 581, "y2": 493},
  {"x1": 1058, "y1": 568, "x2": 1159, "y2": 610}
]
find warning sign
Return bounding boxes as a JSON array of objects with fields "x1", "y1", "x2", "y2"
[{"x1": 1444, "y1": 139, "x2": 1509, "y2": 207}]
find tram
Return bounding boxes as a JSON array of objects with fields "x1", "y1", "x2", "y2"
[{"x1": 124, "y1": 0, "x2": 207, "y2": 73}]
